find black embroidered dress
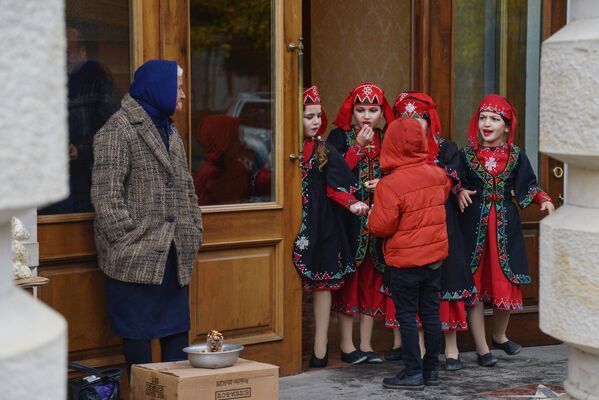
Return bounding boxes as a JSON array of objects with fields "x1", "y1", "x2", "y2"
[
  {"x1": 292, "y1": 140, "x2": 359, "y2": 291},
  {"x1": 326, "y1": 127, "x2": 387, "y2": 317},
  {"x1": 459, "y1": 144, "x2": 551, "y2": 310}
]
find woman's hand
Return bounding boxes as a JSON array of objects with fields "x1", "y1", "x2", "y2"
[
  {"x1": 363, "y1": 179, "x2": 380, "y2": 193},
  {"x1": 356, "y1": 125, "x2": 375, "y2": 147},
  {"x1": 349, "y1": 201, "x2": 370, "y2": 216},
  {"x1": 540, "y1": 201, "x2": 555, "y2": 214},
  {"x1": 457, "y1": 189, "x2": 477, "y2": 212}
]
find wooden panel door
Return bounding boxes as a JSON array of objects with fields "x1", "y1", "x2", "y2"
[
  {"x1": 185, "y1": 0, "x2": 303, "y2": 375},
  {"x1": 414, "y1": 0, "x2": 566, "y2": 348},
  {"x1": 38, "y1": 0, "x2": 304, "y2": 381}
]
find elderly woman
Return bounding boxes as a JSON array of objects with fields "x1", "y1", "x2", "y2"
[{"x1": 91, "y1": 60, "x2": 203, "y2": 377}]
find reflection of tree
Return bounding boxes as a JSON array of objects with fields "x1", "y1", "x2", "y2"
[
  {"x1": 453, "y1": 0, "x2": 487, "y2": 146},
  {"x1": 190, "y1": 0, "x2": 271, "y2": 80}
]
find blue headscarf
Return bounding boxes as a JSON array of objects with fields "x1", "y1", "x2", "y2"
[{"x1": 130, "y1": 59, "x2": 178, "y2": 133}]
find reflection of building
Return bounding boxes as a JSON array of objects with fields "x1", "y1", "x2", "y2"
[{"x1": 8, "y1": 1, "x2": 591, "y2": 398}]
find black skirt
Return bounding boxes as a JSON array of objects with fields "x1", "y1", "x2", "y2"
[{"x1": 105, "y1": 244, "x2": 190, "y2": 339}]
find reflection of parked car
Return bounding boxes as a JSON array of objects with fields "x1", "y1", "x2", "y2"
[{"x1": 227, "y1": 92, "x2": 272, "y2": 170}]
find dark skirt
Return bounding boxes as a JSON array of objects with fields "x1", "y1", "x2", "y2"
[{"x1": 105, "y1": 244, "x2": 190, "y2": 339}]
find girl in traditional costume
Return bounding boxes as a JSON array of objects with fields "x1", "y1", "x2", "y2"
[
  {"x1": 293, "y1": 85, "x2": 369, "y2": 368},
  {"x1": 391, "y1": 92, "x2": 477, "y2": 370},
  {"x1": 457, "y1": 94, "x2": 554, "y2": 367},
  {"x1": 326, "y1": 83, "x2": 394, "y2": 364}
]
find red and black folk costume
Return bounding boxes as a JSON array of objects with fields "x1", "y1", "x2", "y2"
[
  {"x1": 293, "y1": 86, "x2": 360, "y2": 291},
  {"x1": 385, "y1": 92, "x2": 476, "y2": 332},
  {"x1": 459, "y1": 94, "x2": 551, "y2": 311},
  {"x1": 326, "y1": 83, "x2": 394, "y2": 317}
]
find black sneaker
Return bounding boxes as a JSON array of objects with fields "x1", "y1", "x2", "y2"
[
  {"x1": 444, "y1": 357, "x2": 463, "y2": 371},
  {"x1": 423, "y1": 369, "x2": 439, "y2": 386},
  {"x1": 384, "y1": 347, "x2": 402, "y2": 361},
  {"x1": 382, "y1": 371, "x2": 424, "y2": 390},
  {"x1": 364, "y1": 351, "x2": 383, "y2": 363},
  {"x1": 492, "y1": 339, "x2": 522, "y2": 355},
  {"x1": 340, "y1": 350, "x2": 368, "y2": 364},
  {"x1": 476, "y1": 352, "x2": 498, "y2": 367},
  {"x1": 309, "y1": 348, "x2": 328, "y2": 368}
]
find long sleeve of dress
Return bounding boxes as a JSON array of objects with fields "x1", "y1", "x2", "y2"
[
  {"x1": 326, "y1": 186, "x2": 358, "y2": 209},
  {"x1": 514, "y1": 149, "x2": 552, "y2": 208},
  {"x1": 439, "y1": 140, "x2": 462, "y2": 194}
]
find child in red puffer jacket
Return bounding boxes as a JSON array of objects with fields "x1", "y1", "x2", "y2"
[{"x1": 368, "y1": 118, "x2": 451, "y2": 391}]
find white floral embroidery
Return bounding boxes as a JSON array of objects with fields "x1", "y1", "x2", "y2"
[
  {"x1": 296, "y1": 236, "x2": 309, "y2": 250},
  {"x1": 485, "y1": 156, "x2": 498, "y2": 171},
  {"x1": 363, "y1": 85, "x2": 372, "y2": 95},
  {"x1": 405, "y1": 102, "x2": 416, "y2": 113}
]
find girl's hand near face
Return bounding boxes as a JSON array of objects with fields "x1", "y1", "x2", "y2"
[
  {"x1": 540, "y1": 201, "x2": 555, "y2": 214},
  {"x1": 349, "y1": 201, "x2": 370, "y2": 216},
  {"x1": 356, "y1": 125, "x2": 374, "y2": 147},
  {"x1": 363, "y1": 179, "x2": 380, "y2": 193},
  {"x1": 457, "y1": 189, "x2": 477, "y2": 212}
]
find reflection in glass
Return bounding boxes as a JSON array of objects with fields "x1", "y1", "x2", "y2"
[
  {"x1": 452, "y1": 0, "x2": 499, "y2": 147},
  {"x1": 39, "y1": 1, "x2": 130, "y2": 215},
  {"x1": 453, "y1": 0, "x2": 540, "y2": 151},
  {"x1": 190, "y1": 1, "x2": 274, "y2": 206}
]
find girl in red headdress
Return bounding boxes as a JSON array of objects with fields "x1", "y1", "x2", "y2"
[
  {"x1": 293, "y1": 85, "x2": 370, "y2": 368},
  {"x1": 457, "y1": 94, "x2": 554, "y2": 367},
  {"x1": 326, "y1": 82, "x2": 395, "y2": 364},
  {"x1": 391, "y1": 92, "x2": 476, "y2": 371}
]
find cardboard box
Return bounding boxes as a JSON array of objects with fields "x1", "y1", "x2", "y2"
[{"x1": 131, "y1": 358, "x2": 279, "y2": 400}]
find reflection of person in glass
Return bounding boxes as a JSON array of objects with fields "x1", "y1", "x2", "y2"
[
  {"x1": 40, "y1": 27, "x2": 117, "y2": 214},
  {"x1": 193, "y1": 115, "x2": 255, "y2": 205},
  {"x1": 91, "y1": 60, "x2": 203, "y2": 378}
]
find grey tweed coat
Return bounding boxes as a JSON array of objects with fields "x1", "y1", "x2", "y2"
[{"x1": 91, "y1": 94, "x2": 203, "y2": 286}]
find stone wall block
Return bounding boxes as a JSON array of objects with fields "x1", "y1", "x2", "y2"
[
  {"x1": 540, "y1": 18, "x2": 599, "y2": 168},
  {"x1": 0, "y1": 0, "x2": 68, "y2": 213}
]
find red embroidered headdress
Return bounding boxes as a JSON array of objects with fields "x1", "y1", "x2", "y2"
[
  {"x1": 393, "y1": 91, "x2": 442, "y2": 161},
  {"x1": 303, "y1": 85, "x2": 327, "y2": 136},
  {"x1": 467, "y1": 94, "x2": 517, "y2": 146},
  {"x1": 333, "y1": 82, "x2": 394, "y2": 131}
]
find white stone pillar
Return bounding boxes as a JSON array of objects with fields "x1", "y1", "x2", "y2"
[
  {"x1": 539, "y1": 1, "x2": 599, "y2": 398},
  {"x1": 0, "y1": 1, "x2": 68, "y2": 399}
]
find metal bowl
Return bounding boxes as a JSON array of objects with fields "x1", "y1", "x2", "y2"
[{"x1": 183, "y1": 343, "x2": 244, "y2": 369}]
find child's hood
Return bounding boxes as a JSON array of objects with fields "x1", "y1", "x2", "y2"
[{"x1": 380, "y1": 118, "x2": 428, "y2": 174}]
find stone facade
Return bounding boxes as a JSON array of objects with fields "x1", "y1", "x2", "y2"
[
  {"x1": 540, "y1": 0, "x2": 599, "y2": 398},
  {"x1": 0, "y1": 1, "x2": 68, "y2": 399}
]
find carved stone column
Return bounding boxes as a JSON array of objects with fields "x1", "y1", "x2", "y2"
[
  {"x1": 0, "y1": 1, "x2": 68, "y2": 398},
  {"x1": 539, "y1": 1, "x2": 599, "y2": 398}
]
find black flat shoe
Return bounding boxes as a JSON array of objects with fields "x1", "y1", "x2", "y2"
[
  {"x1": 492, "y1": 339, "x2": 522, "y2": 355},
  {"x1": 382, "y1": 371, "x2": 424, "y2": 390},
  {"x1": 340, "y1": 350, "x2": 368, "y2": 364},
  {"x1": 364, "y1": 351, "x2": 383, "y2": 363},
  {"x1": 384, "y1": 347, "x2": 402, "y2": 361},
  {"x1": 423, "y1": 369, "x2": 439, "y2": 386},
  {"x1": 476, "y1": 352, "x2": 498, "y2": 367},
  {"x1": 445, "y1": 357, "x2": 463, "y2": 371},
  {"x1": 309, "y1": 348, "x2": 328, "y2": 368}
]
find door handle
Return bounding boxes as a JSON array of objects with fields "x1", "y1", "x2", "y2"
[
  {"x1": 288, "y1": 36, "x2": 304, "y2": 163},
  {"x1": 552, "y1": 166, "x2": 564, "y2": 179}
]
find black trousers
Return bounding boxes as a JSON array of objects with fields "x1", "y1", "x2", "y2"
[
  {"x1": 389, "y1": 265, "x2": 441, "y2": 376},
  {"x1": 123, "y1": 331, "x2": 188, "y2": 378}
]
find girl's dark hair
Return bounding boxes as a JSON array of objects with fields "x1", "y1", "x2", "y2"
[
  {"x1": 501, "y1": 116, "x2": 512, "y2": 127},
  {"x1": 422, "y1": 113, "x2": 431, "y2": 127},
  {"x1": 316, "y1": 139, "x2": 329, "y2": 170}
]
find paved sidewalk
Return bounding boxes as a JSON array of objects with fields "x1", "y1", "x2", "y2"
[{"x1": 280, "y1": 344, "x2": 568, "y2": 399}]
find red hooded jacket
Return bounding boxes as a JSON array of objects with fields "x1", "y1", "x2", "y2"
[{"x1": 367, "y1": 118, "x2": 451, "y2": 268}]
